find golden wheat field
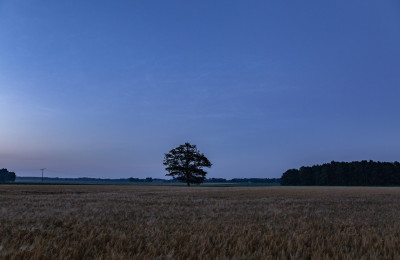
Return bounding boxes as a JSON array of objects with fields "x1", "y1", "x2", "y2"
[{"x1": 1, "y1": 185, "x2": 400, "y2": 259}]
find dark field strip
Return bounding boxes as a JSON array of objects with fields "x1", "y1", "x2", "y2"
[{"x1": 1, "y1": 185, "x2": 400, "y2": 259}]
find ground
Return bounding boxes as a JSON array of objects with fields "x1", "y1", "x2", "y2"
[{"x1": 1, "y1": 185, "x2": 400, "y2": 259}]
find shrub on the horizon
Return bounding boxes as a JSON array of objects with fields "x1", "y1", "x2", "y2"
[{"x1": 0, "y1": 168, "x2": 16, "y2": 183}]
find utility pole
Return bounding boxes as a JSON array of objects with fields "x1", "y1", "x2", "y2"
[{"x1": 40, "y1": 168, "x2": 46, "y2": 182}]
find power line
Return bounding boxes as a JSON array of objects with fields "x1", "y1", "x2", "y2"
[{"x1": 40, "y1": 168, "x2": 46, "y2": 182}]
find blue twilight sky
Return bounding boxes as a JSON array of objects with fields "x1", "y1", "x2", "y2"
[{"x1": 0, "y1": 1, "x2": 399, "y2": 179}]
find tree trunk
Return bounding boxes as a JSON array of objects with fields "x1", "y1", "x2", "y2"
[{"x1": 186, "y1": 170, "x2": 190, "y2": 187}]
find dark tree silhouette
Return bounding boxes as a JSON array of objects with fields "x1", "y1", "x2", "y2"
[
  {"x1": 281, "y1": 160, "x2": 400, "y2": 186},
  {"x1": 0, "y1": 168, "x2": 16, "y2": 183},
  {"x1": 163, "y1": 142, "x2": 212, "y2": 186}
]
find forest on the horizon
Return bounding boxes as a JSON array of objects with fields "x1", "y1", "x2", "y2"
[{"x1": 281, "y1": 160, "x2": 400, "y2": 186}]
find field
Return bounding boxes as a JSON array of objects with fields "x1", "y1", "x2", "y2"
[{"x1": 1, "y1": 185, "x2": 400, "y2": 259}]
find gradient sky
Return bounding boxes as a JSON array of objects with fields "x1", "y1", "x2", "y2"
[{"x1": 1, "y1": 1, "x2": 399, "y2": 179}]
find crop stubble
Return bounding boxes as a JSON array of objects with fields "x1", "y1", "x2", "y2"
[{"x1": 1, "y1": 185, "x2": 400, "y2": 259}]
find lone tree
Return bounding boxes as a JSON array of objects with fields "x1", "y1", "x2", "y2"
[{"x1": 163, "y1": 142, "x2": 212, "y2": 186}]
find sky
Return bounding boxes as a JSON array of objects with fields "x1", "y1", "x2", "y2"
[{"x1": 0, "y1": 0, "x2": 399, "y2": 179}]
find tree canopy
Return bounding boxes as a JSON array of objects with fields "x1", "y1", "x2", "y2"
[
  {"x1": 281, "y1": 160, "x2": 400, "y2": 186},
  {"x1": 0, "y1": 168, "x2": 16, "y2": 183},
  {"x1": 163, "y1": 142, "x2": 212, "y2": 186}
]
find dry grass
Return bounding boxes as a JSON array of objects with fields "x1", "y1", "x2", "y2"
[{"x1": 1, "y1": 185, "x2": 400, "y2": 259}]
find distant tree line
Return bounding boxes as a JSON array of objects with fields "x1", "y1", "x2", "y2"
[
  {"x1": 0, "y1": 168, "x2": 16, "y2": 183},
  {"x1": 204, "y1": 178, "x2": 281, "y2": 184},
  {"x1": 128, "y1": 177, "x2": 155, "y2": 183},
  {"x1": 128, "y1": 177, "x2": 281, "y2": 184},
  {"x1": 15, "y1": 176, "x2": 281, "y2": 185},
  {"x1": 15, "y1": 176, "x2": 280, "y2": 184},
  {"x1": 281, "y1": 160, "x2": 400, "y2": 186}
]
